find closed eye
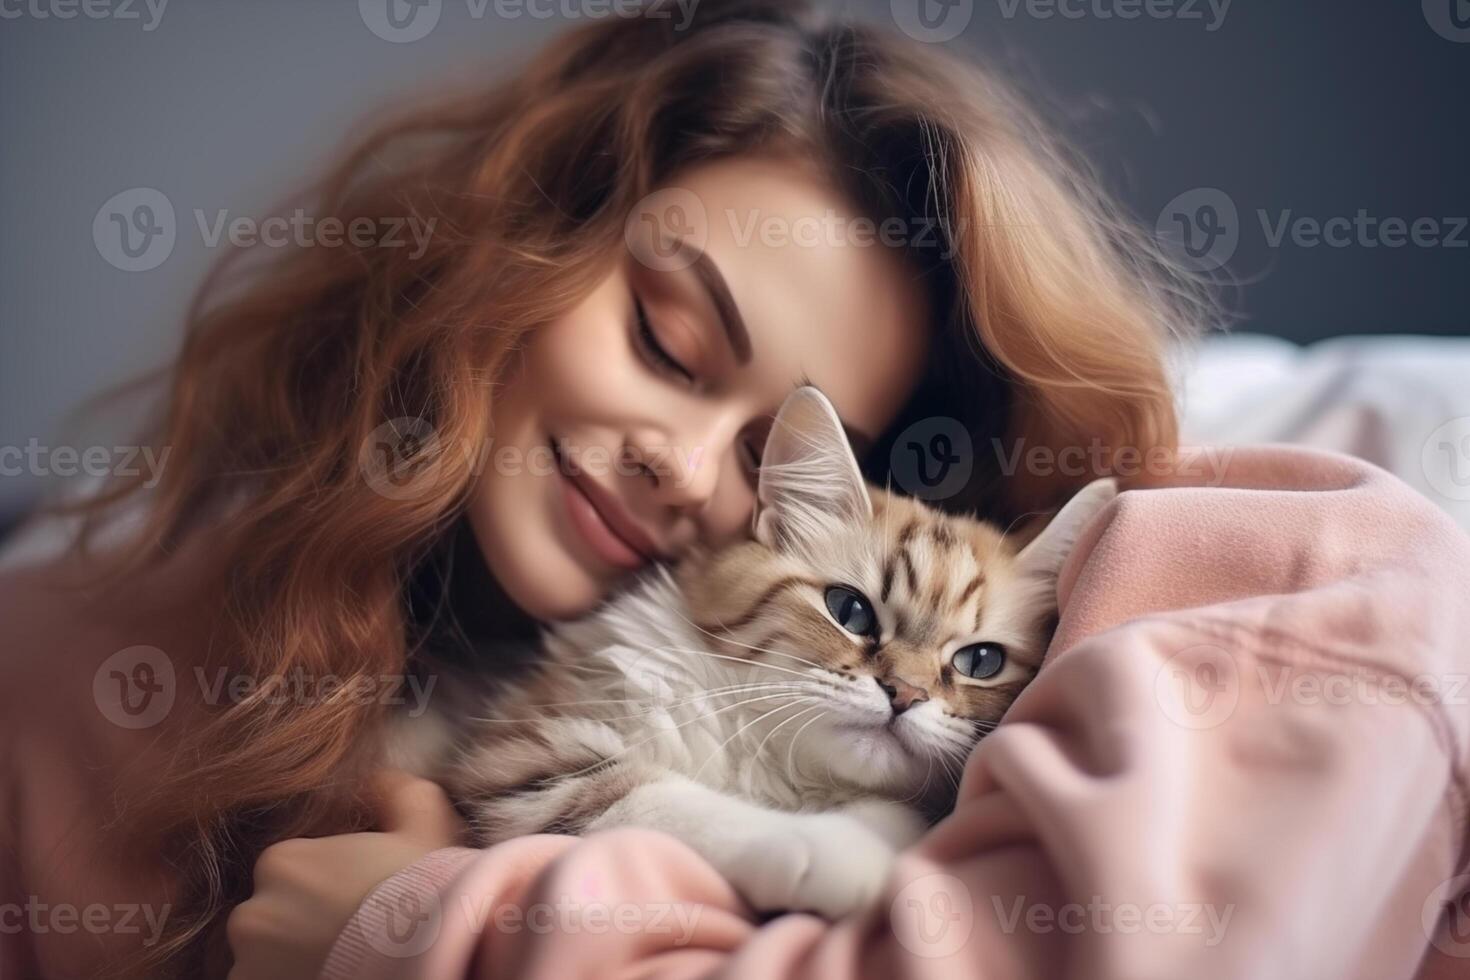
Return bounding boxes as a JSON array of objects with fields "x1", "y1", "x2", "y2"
[
  {"x1": 632, "y1": 290, "x2": 765, "y2": 482},
  {"x1": 632, "y1": 294, "x2": 694, "y2": 383}
]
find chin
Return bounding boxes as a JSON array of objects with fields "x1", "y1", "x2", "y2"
[
  {"x1": 521, "y1": 585, "x2": 601, "y2": 623},
  {"x1": 825, "y1": 721, "x2": 927, "y2": 793},
  {"x1": 468, "y1": 501, "x2": 607, "y2": 623}
]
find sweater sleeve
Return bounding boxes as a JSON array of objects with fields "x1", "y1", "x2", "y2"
[
  {"x1": 318, "y1": 446, "x2": 1470, "y2": 980},
  {"x1": 318, "y1": 846, "x2": 482, "y2": 980}
]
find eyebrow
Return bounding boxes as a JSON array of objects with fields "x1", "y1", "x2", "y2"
[{"x1": 670, "y1": 238, "x2": 879, "y2": 459}]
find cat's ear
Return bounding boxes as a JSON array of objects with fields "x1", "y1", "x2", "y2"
[
  {"x1": 1014, "y1": 477, "x2": 1118, "y2": 583},
  {"x1": 752, "y1": 386, "x2": 873, "y2": 552}
]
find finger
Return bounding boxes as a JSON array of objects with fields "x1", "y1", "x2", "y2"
[{"x1": 368, "y1": 769, "x2": 464, "y2": 845}]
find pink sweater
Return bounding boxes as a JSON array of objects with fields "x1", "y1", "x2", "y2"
[{"x1": 4, "y1": 444, "x2": 1468, "y2": 979}]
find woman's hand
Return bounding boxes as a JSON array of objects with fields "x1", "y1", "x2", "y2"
[{"x1": 226, "y1": 769, "x2": 465, "y2": 980}]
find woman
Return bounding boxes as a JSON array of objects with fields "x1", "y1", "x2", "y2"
[{"x1": 0, "y1": 1, "x2": 1207, "y2": 976}]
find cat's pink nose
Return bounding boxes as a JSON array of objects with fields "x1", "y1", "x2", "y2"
[{"x1": 880, "y1": 677, "x2": 929, "y2": 714}]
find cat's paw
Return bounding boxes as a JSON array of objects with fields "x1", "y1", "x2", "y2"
[{"x1": 725, "y1": 812, "x2": 901, "y2": 920}]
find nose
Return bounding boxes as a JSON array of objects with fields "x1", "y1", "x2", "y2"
[
  {"x1": 624, "y1": 411, "x2": 740, "y2": 514},
  {"x1": 879, "y1": 676, "x2": 929, "y2": 715}
]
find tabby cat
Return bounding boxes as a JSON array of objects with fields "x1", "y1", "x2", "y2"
[{"x1": 395, "y1": 386, "x2": 1116, "y2": 918}]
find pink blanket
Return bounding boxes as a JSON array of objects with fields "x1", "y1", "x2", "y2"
[{"x1": 321, "y1": 445, "x2": 1470, "y2": 980}]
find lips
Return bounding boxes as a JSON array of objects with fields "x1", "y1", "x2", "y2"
[{"x1": 551, "y1": 439, "x2": 666, "y2": 571}]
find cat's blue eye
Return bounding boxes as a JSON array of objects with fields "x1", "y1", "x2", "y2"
[
  {"x1": 824, "y1": 585, "x2": 877, "y2": 637},
  {"x1": 952, "y1": 642, "x2": 1006, "y2": 680}
]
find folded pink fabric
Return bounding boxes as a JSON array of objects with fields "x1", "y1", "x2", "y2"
[{"x1": 319, "y1": 444, "x2": 1470, "y2": 980}]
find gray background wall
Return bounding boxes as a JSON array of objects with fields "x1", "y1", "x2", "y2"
[{"x1": 2, "y1": 0, "x2": 1467, "y2": 525}]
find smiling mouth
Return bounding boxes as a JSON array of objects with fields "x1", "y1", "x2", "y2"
[{"x1": 550, "y1": 437, "x2": 654, "y2": 572}]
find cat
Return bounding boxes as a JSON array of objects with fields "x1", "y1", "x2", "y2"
[{"x1": 394, "y1": 386, "x2": 1116, "y2": 919}]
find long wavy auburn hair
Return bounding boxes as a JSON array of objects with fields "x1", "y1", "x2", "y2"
[{"x1": 57, "y1": 0, "x2": 1214, "y2": 974}]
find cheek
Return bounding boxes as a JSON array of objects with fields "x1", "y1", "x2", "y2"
[
  {"x1": 522, "y1": 266, "x2": 649, "y2": 404},
  {"x1": 489, "y1": 271, "x2": 639, "y2": 438},
  {"x1": 946, "y1": 684, "x2": 1017, "y2": 721},
  {"x1": 512, "y1": 322, "x2": 633, "y2": 423},
  {"x1": 810, "y1": 624, "x2": 869, "y2": 673}
]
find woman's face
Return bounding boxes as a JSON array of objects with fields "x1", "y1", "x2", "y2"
[{"x1": 468, "y1": 154, "x2": 933, "y2": 621}]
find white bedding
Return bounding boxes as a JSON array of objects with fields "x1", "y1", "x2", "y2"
[{"x1": 1179, "y1": 332, "x2": 1470, "y2": 532}]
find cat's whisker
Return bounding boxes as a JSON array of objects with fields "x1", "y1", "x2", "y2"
[
  {"x1": 749, "y1": 702, "x2": 824, "y2": 773},
  {"x1": 551, "y1": 691, "x2": 816, "y2": 783},
  {"x1": 883, "y1": 472, "x2": 895, "y2": 551},
  {"x1": 461, "y1": 685, "x2": 776, "y2": 715},
  {"x1": 784, "y1": 708, "x2": 830, "y2": 783},
  {"x1": 692, "y1": 696, "x2": 819, "y2": 783},
  {"x1": 934, "y1": 743, "x2": 968, "y2": 789},
  {"x1": 896, "y1": 753, "x2": 936, "y2": 806},
  {"x1": 658, "y1": 606, "x2": 831, "y2": 674},
  {"x1": 460, "y1": 682, "x2": 810, "y2": 725},
  {"x1": 648, "y1": 644, "x2": 821, "y2": 682}
]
